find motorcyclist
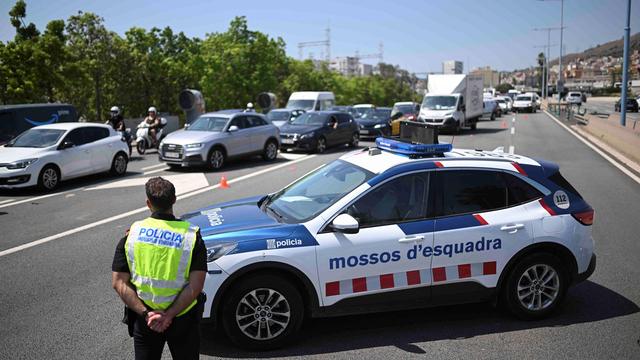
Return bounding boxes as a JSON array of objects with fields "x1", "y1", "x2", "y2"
[
  {"x1": 144, "y1": 107, "x2": 162, "y2": 146},
  {"x1": 107, "y1": 106, "x2": 125, "y2": 131}
]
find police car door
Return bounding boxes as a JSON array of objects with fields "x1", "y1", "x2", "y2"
[
  {"x1": 430, "y1": 169, "x2": 538, "y2": 301},
  {"x1": 316, "y1": 172, "x2": 434, "y2": 307}
]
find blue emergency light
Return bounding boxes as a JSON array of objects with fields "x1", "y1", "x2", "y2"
[{"x1": 375, "y1": 137, "x2": 452, "y2": 156}]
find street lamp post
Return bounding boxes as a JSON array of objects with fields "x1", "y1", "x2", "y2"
[
  {"x1": 620, "y1": 0, "x2": 632, "y2": 127},
  {"x1": 558, "y1": 0, "x2": 564, "y2": 100}
]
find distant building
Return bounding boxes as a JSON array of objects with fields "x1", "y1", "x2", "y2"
[
  {"x1": 330, "y1": 56, "x2": 360, "y2": 76},
  {"x1": 358, "y1": 63, "x2": 373, "y2": 76},
  {"x1": 471, "y1": 66, "x2": 500, "y2": 88},
  {"x1": 443, "y1": 60, "x2": 463, "y2": 74}
]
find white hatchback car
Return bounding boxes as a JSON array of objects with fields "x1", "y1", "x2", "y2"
[{"x1": 0, "y1": 123, "x2": 129, "y2": 191}]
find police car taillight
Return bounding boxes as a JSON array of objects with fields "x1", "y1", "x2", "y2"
[{"x1": 572, "y1": 208, "x2": 594, "y2": 226}]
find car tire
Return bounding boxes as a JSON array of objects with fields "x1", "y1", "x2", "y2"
[
  {"x1": 348, "y1": 133, "x2": 359, "y2": 147},
  {"x1": 221, "y1": 274, "x2": 304, "y2": 351},
  {"x1": 315, "y1": 137, "x2": 327, "y2": 154},
  {"x1": 470, "y1": 122, "x2": 477, "y2": 130},
  {"x1": 207, "y1": 147, "x2": 225, "y2": 171},
  {"x1": 503, "y1": 253, "x2": 568, "y2": 320},
  {"x1": 110, "y1": 152, "x2": 128, "y2": 176},
  {"x1": 262, "y1": 140, "x2": 278, "y2": 161},
  {"x1": 167, "y1": 163, "x2": 181, "y2": 170},
  {"x1": 38, "y1": 165, "x2": 60, "y2": 191},
  {"x1": 136, "y1": 140, "x2": 146, "y2": 155}
]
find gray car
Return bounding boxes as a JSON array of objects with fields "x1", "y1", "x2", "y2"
[{"x1": 158, "y1": 111, "x2": 280, "y2": 170}]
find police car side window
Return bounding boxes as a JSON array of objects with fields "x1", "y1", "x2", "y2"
[
  {"x1": 347, "y1": 173, "x2": 429, "y2": 228},
  {"x1": 503, "y1": 173, "x2": 543, "y2": 206},
  {"x1": 438, "y1": 170, "x2": 507, "y2": 216}
]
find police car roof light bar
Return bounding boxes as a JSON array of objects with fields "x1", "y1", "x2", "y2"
[{"x1": 375, "y1": 137, "x2": 453, "y2": 158}]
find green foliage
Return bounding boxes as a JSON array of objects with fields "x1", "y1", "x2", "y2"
[
  {"x1": 495, "y1": 83, "x2": 514, "y2": 93},
  {"x1": 1, "y1": 3, "x2": 419, "y2": 120}
]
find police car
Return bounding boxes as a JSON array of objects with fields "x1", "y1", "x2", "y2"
[{"x1": 182, "y1": 130, "x2": 596, "y2": 350}]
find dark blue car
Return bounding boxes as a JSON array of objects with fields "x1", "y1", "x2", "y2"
[{"x1": 279, "y1": 111, "x2": 360, "y2": 153}]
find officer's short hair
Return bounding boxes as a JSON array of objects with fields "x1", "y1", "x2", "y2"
[{"x1": 145, "y1": 177, "x2": 176, "y2": 211}]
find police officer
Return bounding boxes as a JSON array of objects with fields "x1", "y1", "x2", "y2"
[{"x1": 112, "y1": 177, "x2": 206, "y2": 359}]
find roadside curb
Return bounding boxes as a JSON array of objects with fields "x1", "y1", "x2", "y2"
[{"x1": 544, "y1": 110, "x2": 640, "y2": 185}]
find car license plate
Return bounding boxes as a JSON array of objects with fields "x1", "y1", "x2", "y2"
[
  {"x1": 281, "y1": 139, "x2": 294, "y2": 144},
  {"x1": 360, "y1": 130, "x2": 369, "y2": 134},
  {"x1": 164, "y1": 152, "x2": 180, "y2": 159}
]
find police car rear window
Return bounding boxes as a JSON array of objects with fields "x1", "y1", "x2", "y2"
[
  {"x1": 548, "y1": 172, "x2": 583, "y2": 199},
  {"x1": 504, "y1": 173, "x2": 543, "y2": 206},
  {"x1": 437, "y1": 170, "x2": 508, "y2": 216}
]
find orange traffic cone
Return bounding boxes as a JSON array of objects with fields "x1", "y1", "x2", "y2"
[{"x1": 219, "y1": 176, "x2": 230, "y2": 189}]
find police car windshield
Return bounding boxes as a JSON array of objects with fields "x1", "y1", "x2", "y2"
[
  {"x1": 265, "y1": 160, "x2": 374, "y2": 223},
  {"x1": 188, "y1": 116, "x2": 228, "y2": 132},
  {"x1": 7, "y1": 128, "x2": 65, "y2": 148}
]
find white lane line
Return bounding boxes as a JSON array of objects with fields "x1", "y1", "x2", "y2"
[
  {"x1": 141, "y1": 163, "x2": 167, "y2": 171},
  {"x1": 544, "y1": 110, "x2": 640, "y2": 185},
  {"x1": 0, "y1": 155, "x2": 317, "y2": 258},
  {"x1": 86, "y1": 173, "x2": 209, "y2": 195},
  {"x1": 508, "y1": 145, "x2": 515, "y2": 154},
  {"x1": 510, "y1": 127, "x2": 515, "y2": 135},
  {"x1": 0, "y1": 187, "x2": 81, "y2": 210},
  {"x1": 512, "y1": 117, "x2": 516, "y2": 123},
  {"x1": 0, "y1": 199, "x2": 15, "y2": 205},
  {"x1": 143, "y1": 167, "x2": 170, "y2": 175}
]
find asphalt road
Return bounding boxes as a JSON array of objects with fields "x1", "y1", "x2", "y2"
[
  {"x1": 582, "y1": 97, "x2": 640, "y2": 121},
  {"x1": 0, "y1": 112, "x2": 638, "y2": 359}
]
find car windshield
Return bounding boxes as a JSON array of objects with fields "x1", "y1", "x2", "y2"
[
  {"x1": 286, "y1": 99, "x2": 315, "y2": 110},
  {"x1": 267, "y1": 111, "x2": 290, "y2": 122},
  {"x1": 188, "y1": 116, "x2": 228, "y2": 131},
  {"x1": 392, "y1": 104, "x2": 416, "y2": 116},
  {"x1": 361, "y1": 109, "x2": 391, "y2": 120},
  {"x1": 264, "y1": 160, "x2": 375, "y2": 222},
  {"x1": 290, "y1": 112, "x2": 327, "y2": 125},
  {"x1": 6, "y1": 128, "x2": 66, "y2": 148},
  {"x1": 422, "y1": 96, "x2": 457, "y2": 110},
  {"x1": 516, "y1": 96, "x2": 532, "y2": 101}
]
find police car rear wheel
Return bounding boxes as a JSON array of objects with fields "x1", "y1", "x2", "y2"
[
  {"x1": 223, "y1": 275, "x2": 303, "y2": 350},
  {"x1": 504, "y1": 253, "x2": 567, "y2": 320}
]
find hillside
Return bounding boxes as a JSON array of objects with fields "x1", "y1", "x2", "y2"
[{"x1": 548, "y1": 32, "x2": 640, "y2": 66}]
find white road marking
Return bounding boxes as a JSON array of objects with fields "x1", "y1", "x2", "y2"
[
  {"x1": 0, "y1": 187, "x2": 81, "y2": 210},
  {"x1": 85, "y1": 173, "x2": 209, "y2": 195},
  {"x1": 278, "y1": 152, "x2": 308, "y2": 160},
  {"x1": 141, "y1": 163, "x2": 167, "y2": 171},
  {"x1": 0, "y1": 154, "x2": 316, "y2": 258},
  {"x1": 510, "y1": 127, "x2": 515, "y2": 135},
  {"x1": 0, "y1": 199, "x2": 15, "y2": 205},
  {"x1": 512, "y1": 117, "x2": 516, "y2": 123},
  {"x1": 65, "y1": 194, "x2": 75, "y2": 198},
  {"x1": 508, "y1": 145, "x2": 515, "y2": 154},
  {"x1": 544, "y1": 110, "x2": 640, "y2": 185},
  {"x1": 142, "y1": 167, "x2": 170, "y2": 175}
]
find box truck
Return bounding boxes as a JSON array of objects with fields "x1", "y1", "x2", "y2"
[{"x1": 419, "y1": 74, "x2": 483, "y2": 133}]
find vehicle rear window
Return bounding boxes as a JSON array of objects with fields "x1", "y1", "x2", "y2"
[
  {"x1": 503, "y1": 173, "x2": 543, "y2": 206},
  {"x1": 548, "y1": 171, "x2": 583, "y2": 199},
  {"x1": 437, "y1": 170, "x2": 507, "y2": 216}
]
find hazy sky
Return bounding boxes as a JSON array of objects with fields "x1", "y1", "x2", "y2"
[{"x1": 0, "y1": 0, "x2": 637, "y2": 73}]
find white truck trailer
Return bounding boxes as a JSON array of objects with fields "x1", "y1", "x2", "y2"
[{"x1": 419, "y1": 74, "x2": 483, "y2": 132}]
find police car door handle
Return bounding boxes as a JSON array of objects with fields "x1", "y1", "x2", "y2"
[
  {"x1": 500, "y1": 224, "x2": 525, "y2": 233},
  {"x1": 398, "y1": 235, "x2": 424, "y2": 243}
]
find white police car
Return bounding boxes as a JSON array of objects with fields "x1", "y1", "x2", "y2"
[{"x1": 182, "y1": 136, "x2": 596, "y2": 350}]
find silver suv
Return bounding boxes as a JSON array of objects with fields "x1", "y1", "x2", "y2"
[{"x1": 159, "y1": 111, "x2": 280, "y2": 170}]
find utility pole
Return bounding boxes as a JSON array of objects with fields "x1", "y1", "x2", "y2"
[
  {"x1": 538, "y1": 0, "x2": 565, "y2": 99},
  {"x1": 534, "y1": 27, "x2": 562, "y2": 98},
  {"x1": 620, "y1": 0, "x2": 632, "y2": 127}
]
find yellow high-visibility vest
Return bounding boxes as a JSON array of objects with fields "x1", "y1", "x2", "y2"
[{"x1": 125, "y1": 217, "x2": 199, "y2": 316}]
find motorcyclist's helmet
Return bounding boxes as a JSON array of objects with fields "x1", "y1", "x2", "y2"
[
  {"x1": 110, "y1": 106, "x2": 120, "y2": 116},
  {"x1": 148, "y1": 106, "x2": 157, "y2": 115},
  {"x1": 245, "y1": 103, "x2": 254, "y2": 112}
]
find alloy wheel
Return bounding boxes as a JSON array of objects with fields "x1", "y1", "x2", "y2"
[
  {"x1": 517, "y1": 264, "x2": 560, "y2": 311},
  {"x1": 235, "y1": 288, "x2": 291, "y2": 341}
]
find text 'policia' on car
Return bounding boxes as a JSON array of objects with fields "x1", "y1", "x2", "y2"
[{"x1": 181, "y1": 124, "x2": 596, "y2": 350}]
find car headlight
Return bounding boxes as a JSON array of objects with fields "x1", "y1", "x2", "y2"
[
  {"x1": 374, "y1": 124, "x2": 385, "y2": 129},
  {"x1": 206, "y1": 242, "x2": 237, "y2": 262},
  {"x1": 300, "y1": 132, "x2": 314, "y2": 139},
  {"x1": 185, "y1": 143, "x2": 203, "y2": 149},
  {"x1": 6, "y1": 158, "x2": 38, "y2": 169}
]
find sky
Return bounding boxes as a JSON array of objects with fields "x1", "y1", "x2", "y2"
[{"x1": 0, "y1": 0, "x2": 638, "y2": 73}]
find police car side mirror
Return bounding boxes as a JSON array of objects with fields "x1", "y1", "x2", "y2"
[{"x1": 330, "y1": 214, "x2": 359, "y2": 234}]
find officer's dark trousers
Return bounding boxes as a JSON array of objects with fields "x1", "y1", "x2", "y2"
[{"x1": 132, "y1": 306, "x2": 200, "y2": 360}]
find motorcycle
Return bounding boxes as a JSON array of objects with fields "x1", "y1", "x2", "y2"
[
  {"x1": 119, "y1": 129, "x2": 132, "y2": 156},
  {"x1": 135, "y1": 118, "x2": 167, "y2": 155}
]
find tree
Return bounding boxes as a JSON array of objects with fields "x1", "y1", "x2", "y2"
[
  {"x1": 496, "y1": 83, "x2": 514, "y2": 93},
  {"x1": 9, "y1": 0, "x2": 39, "y2": 41}
]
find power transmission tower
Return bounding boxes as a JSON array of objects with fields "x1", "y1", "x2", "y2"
[{"x1": 298, "y1": 26, "x2": 331, "y2": 62}]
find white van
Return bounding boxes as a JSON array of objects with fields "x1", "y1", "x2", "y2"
[{"x1": 286, "y1": 92, "x2": 335, "y2": 112}]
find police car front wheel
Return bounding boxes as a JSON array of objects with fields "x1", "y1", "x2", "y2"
[
  {"x1": 222, "y1": 274, "x2": 304, "y2": 350},
  {"x1": 503, "y1": 253, "x2": 568, "y2": 320}
]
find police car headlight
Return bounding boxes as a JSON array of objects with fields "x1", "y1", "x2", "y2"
[
  {"x1": 206, "y1": 242, "x2": 237, "y2": 262},
  {"x1": 6, "y1": 158, "x2": 38, "y2": 169},
  {"x1": 185, "y1": 143, "x2": 203, "y2": 149},
  {"x1": 300, "y1": 132, "x2": 314, "y2": 139}
]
